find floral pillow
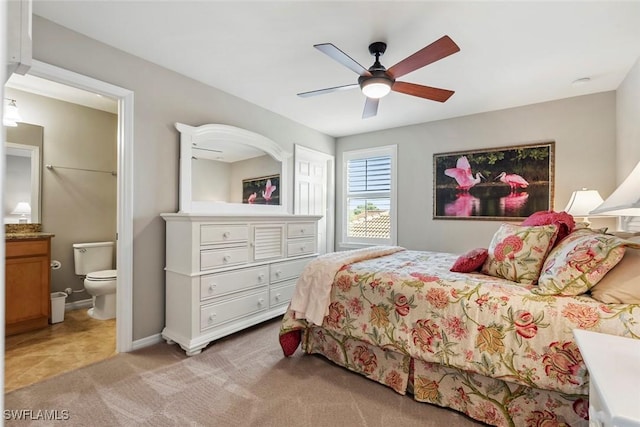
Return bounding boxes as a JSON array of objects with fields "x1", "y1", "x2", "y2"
[
  {"x1": 481, "y1": 223, "x2": 559, "y2": 284},
  {"x1": 450, "y1": 248, "x2": 488, "y2": 273},
  {"x1": 534, "y1": 229, "x2": 640, "y2": 296}
]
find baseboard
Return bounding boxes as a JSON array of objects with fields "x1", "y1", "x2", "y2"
[
  {"x1": 131, "y1": 333, "x2": 163, "y2": 351},
  {"x1": 65, "y1": 298, "x2": 92, "y2": 311},
  {"x1": 62, "y1": 298, "x2": 162, "y2": 352}
]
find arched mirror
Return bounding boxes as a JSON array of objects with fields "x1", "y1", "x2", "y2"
[{"x1": 176, "y1": 123, "x2": 291, "y2": 214}]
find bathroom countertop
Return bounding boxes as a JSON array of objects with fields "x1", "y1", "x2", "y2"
[
  {"x1": 5, "y1": 224, "x2": 54, "y2": 240},
  {"x1": 5, "y1": 232, "x2": 55, "y2": 241}
]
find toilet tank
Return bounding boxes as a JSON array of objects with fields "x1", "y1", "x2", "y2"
[{"x1": 73, "y1": 241, "x2": 114, "y2": 275}]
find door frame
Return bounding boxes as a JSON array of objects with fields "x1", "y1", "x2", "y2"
[{"x1": 28, "y1": 60, "x2": 134, "y2": 352}]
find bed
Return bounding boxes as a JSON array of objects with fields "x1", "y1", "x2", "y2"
[{"x1": 278, "y1": 225, "x2": 640, "y2": 427}]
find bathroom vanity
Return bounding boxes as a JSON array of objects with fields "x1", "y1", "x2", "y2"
[
  {"x1": 161, "y1": 213, "x2": 320, "y2": 355},
  {"x1": 5, "y1": 230, "x2": 54, "y2": 336}
]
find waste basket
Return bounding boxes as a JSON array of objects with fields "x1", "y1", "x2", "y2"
[{"x1": 50, "y1": 292, "x2": 67, "y2": 324}]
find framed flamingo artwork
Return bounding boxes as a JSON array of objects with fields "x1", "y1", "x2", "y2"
[
  {"x1": 433, "y1": 141, "x2": 555, "y2": 220},
  {"x1": 242, "y1": 174, "x2": 280, "y2": 205}
]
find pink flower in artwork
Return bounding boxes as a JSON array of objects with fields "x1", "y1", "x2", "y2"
[
  {"x1": 262, "y1": 179, "x2": 277, "y2": 204},
  {"x1": 247, "y1": 192, "x2": 257, "y2": 204}
]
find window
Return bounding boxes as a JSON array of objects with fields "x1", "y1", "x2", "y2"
[{"x1": 342, "y1": 145, "x2": 397, "y2": 246}]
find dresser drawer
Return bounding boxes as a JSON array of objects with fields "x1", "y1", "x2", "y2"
[
  {"x1": 200, "y1": 266, "x2": 269, "y2": 301},
  {"x1": 201, "y1": 245, "x2": 249, "y2": 270},
  {"x1": 287, "y1": 238, "x2": 315, "y2": 257},
  {"x1": 200, "y1": 290, "x2": 268, "y2": 331},
  {"x1": 287, "y1": 222, "x2": 316, "y2": 239},
  {"x1": 201, "y1": 224, "x2": 249, "y2": 245},
  {"x1": 271, "y1": 257, "x2": 312, "y2": 282},
  {"x1": 270, "y1": 279, "x2": 297, "y2": 308},
  {"x1": 6, "y1": 239, "x2": 49, "y2": 258}
]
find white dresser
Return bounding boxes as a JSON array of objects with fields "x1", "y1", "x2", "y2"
[{"x1": 161, "y1": 213, "x2": 320, "y2": 356}]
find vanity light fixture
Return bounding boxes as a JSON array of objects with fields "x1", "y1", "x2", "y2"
[
  {"x1": 3, "y1": 98, "x2": 23, "y2": 127},
  {"x1": 11, "y1": 202, "x2": 31, "y2": 223}
]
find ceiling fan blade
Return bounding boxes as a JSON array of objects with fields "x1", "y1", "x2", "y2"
[
  {"x1": 387, "y1": 35, "x2": 460, "y2": 79},
  {"x1": 314, "y1": 43, "x2": 372, "y2": 77},
  {"x1": 362, "y1": 97, "x2": 379, "y2": 119},
  {"x1": 297, "y1": 83, "x2": 360, "y2": 98},
  {"x1": 392, "y1": 81, "x2": 455, "y2": 103}
]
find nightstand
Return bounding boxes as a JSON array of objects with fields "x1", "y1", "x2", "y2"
[{"x1": 573, "y1": 329, "x2": 640, "y2": 427}]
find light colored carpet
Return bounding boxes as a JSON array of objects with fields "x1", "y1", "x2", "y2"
[{"x1": 4, "y1": 317, "x2": 484, "y2": 426}]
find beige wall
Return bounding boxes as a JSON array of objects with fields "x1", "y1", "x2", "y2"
[
  {"x1": 5, "y1": 87, "x2": 118, "y2": 301},
  {"x1": 32, "y1": 16, "x2": 335, "y2": 341},
  {"x1": 336, "y1": 92, "x2": 617, "y2": 253},
  {"x1": 616, "y1": 57, "x2": 640, "y2": 181}
]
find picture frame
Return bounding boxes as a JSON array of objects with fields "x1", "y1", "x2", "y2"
[
  {"x1": 433, "y1": 141, "x2": 554, "y2": 220},
  {"x1": 242, "y1": 174, "x2": 280, "y2": 205}
]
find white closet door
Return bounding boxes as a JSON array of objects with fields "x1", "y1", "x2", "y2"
[{"x1": 294, "y1": 145, "x2": 334, "y2": 254}]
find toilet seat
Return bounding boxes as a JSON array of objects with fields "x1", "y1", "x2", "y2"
[{"x1": 86, "y1": 269, "x2": 117, "y2": 281}]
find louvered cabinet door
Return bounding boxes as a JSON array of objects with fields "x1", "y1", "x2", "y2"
[{"x1": 252, "y1": 224, "x2": 285, "y2": 261}]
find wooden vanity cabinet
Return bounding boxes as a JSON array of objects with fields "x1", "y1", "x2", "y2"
[{"x1": 5, "y1": 237, "x2": 53, "y2": 336}]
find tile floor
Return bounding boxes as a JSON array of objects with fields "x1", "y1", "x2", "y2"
[{"x1": 4, "y1": 309, "x2": 116, "y2": 393}]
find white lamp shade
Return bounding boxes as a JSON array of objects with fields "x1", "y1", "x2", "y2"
[
  {"x1": 564, "y1": 189, "x2": 604, "y2": 216},
  {"x1": 11, "y1": 202, "x2": 31, "y2": 215},
  {"x1": 590, "y1": 160, "x2": 640, "y2": 216}
]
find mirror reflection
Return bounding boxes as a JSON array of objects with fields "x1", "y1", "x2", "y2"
[
  {"x1": 4, "y1": 123, "x2": 44, "y2": 224},
  {"x1": 177, "y1": 123, "x2": 291, "y2": 214},
  {"x1": 191, "y1": 151, "x2": 280, "y2": 204}
]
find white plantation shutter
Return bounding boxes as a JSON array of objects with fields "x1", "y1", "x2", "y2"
[
  {"x1": 347, "y1": 156, "x2": 391, "y2": 194},
  {"x1": 343, "y1": 146, "x2": 397, "y2": 246}
]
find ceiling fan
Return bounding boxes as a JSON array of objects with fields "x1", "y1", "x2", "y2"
[{"x1": 297, "y1": 35, "x2": 460, "y2": 118}]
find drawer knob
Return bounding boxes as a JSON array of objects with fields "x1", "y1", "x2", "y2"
[
  {"x1": 275, "y1": 293, "x2": 281, "y2": 301},
  {"x1": 258, "y1": 298, "x2": 264, "y2": 306},
  {"x1": 209, "y1": 283, "x2": 216, "y2": 292},
  {"x1": 299, "y1": 246, "x2": 304, "y2": 251},
  {"x1": 275, "y1": 270, "x2": 282, "y2": 277},
  {"x1": 258, "y1": 273, "x2": 265, "y2": 281},
  {"x1": 209, "y1": 313, "x2": 217, "y2": 321},
  {"x1": 300, "y1": 228, "x2": 304, "y2": 234},
  {"x1": 223, "y1": 255, "x2": 231, "y2": 263},
  {"x1": 223, "y1": 232, "x2": 230, "y2": 239}
]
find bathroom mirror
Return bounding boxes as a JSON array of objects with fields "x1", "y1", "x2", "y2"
[
  {"x1": 5, "y1": 123, "x2": 44, "y2": 224},
  {"x1": 176, "y1": 123, "x2": 291, "y2": 214}
]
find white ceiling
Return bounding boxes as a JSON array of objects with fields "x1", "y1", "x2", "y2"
[{"x1": 32, "y1": 1, "x2": 640, "y2": 138}]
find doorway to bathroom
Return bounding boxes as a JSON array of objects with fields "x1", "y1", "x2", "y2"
[{"x1": 3, "y1": 61, "x2": 133, "y2": 390}]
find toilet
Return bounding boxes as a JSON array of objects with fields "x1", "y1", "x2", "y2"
[{"x1": 73, "y1": 241, "x2": 117, "y2": 320}]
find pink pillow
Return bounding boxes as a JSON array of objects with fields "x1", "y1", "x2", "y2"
[
  {"x1": 522, "y1": 210, "x2": 575, "y2": 243},
  {"x1": 450, "y1": 248, "x2": 488, "y2": 273}
]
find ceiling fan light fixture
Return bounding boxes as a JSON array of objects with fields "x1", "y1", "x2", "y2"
[{"x1": 360, "y1": 77, "x2": 392, "y2": 99}]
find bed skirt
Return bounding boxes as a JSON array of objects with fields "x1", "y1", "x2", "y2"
[{"x1": 302, "y1": 326, "x2": 589, "y2": 427}]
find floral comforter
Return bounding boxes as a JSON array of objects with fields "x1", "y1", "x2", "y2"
[{"x1": 280, "y1": 250, "x2": 640, "y2": 395}]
